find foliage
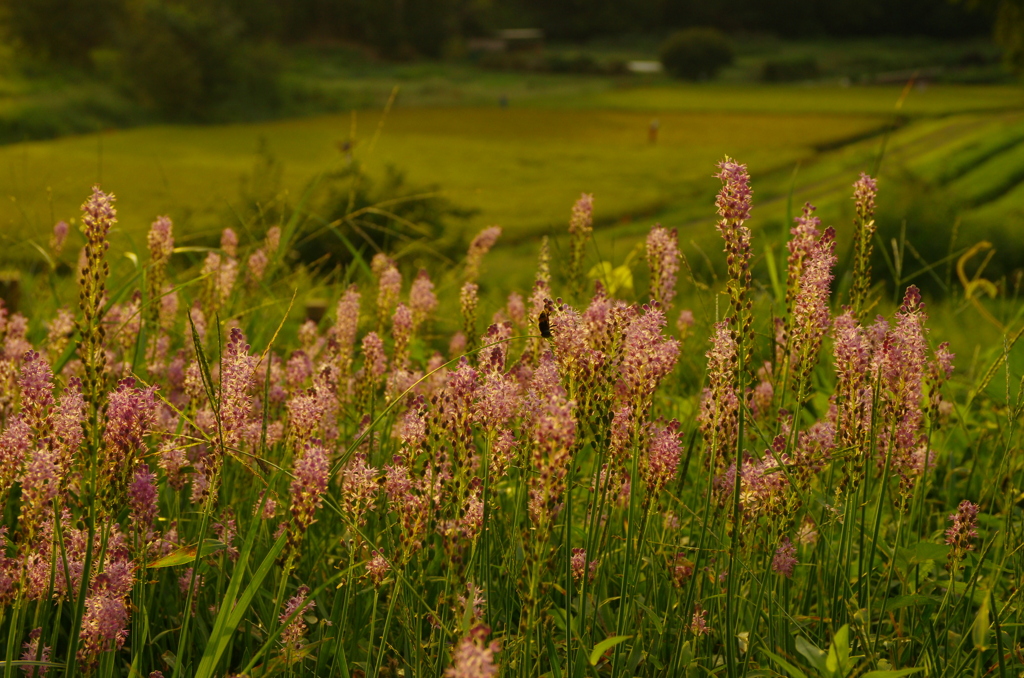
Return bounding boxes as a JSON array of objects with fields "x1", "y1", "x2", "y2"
[
  {"x1": 659, "y1": 28, "x2": 735, "y2": 81},
  {"x1": 119, "y1": 1, "x2": 282, "y2": 119},
  {"x1": 297, "y1": 161, "x2": 477, "y2": 266},
  {"x1": 761, "y1": 56, "x2": 820, "y2": 82},
  {"x1": 0, "y1": 0, "x2": 124, "y2": 65},
  {"x1": 0, "y1": 151, "x2": 1020, "y2": 677}
]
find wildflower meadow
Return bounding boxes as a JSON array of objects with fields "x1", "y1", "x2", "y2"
[{"x1": 0, "y1": 155, "x2": 1016, "y2": 678}]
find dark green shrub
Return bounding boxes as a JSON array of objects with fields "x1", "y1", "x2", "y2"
[
  {"x1": 761, "y1": 56, "x2": 820, "y2": 82},
  {"x1": 0, "y1": 0, "x2": 123, "y2": 65},
  {"x1": 296, "y1": 163, "x2": 476, "y2": 266},
  {"x1": 659, "y1": 28, "x2": 734, "y2": 80},
  {"x1": 119, "y1": 2, "x2": 281, "y2": 119}
]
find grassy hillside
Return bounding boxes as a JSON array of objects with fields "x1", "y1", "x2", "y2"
[
  {"x1": 1, "y1": 78, "x2": 1023, "y2": 303},
  {"x1": 0, "y1": 104, "x2": 889, "y2": 254}
]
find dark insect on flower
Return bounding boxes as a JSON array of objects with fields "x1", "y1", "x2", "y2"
[{"x1": 538, "y1": 310, "x2": 551, "y2": 338}]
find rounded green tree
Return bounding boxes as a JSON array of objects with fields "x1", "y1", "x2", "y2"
[{"x1": 660, "y1": 28, "x2": 735, "y2": 80}]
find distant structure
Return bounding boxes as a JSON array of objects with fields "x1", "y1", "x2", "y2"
[
  {"x1": 628, "y1": 61, "x2": 663, "y2": 74},
  {"x1": 468, "y1": 28, "x2": 544, "y2": 54}
]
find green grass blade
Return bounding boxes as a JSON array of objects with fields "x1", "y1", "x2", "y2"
[{"x1": 194, "y1": 531, "x2": 288, "y2": 678}]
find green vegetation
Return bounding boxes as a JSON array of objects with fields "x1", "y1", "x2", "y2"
[
  {"x1": 0, "y1": 153, "x2": 1022, "y2": 677},
  {"x1": 5, "y1": 74, "x2": 1024, "y2": 289},
  {"x1": 659, "y1": 28, "x2": 735, "y2": 81}
]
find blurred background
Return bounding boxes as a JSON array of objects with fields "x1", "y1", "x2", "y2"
[{"x1": 0, "y1": 0, "x2": 1022, "y2": 351}]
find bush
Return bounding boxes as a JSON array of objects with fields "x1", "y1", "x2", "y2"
[
  {"x1": 761, "y1": 56, "x2": 820, "y2": 82},
  {"x1": 659, "y1": 28, "x2": 734, "y2": 80},
  {"x1": 298, "y1": 162, "x2": 476, "y2": 266},
  {"x1": 119, "y1": 2, "x2": 281, "y2": 119},
  {"x1": 0, "y1": 0, "x2": 122, "y2": 65}
]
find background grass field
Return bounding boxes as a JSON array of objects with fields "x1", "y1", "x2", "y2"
[
  {"x1": 3, "y1": 79, "x2": 1024, "y2": 280},
  {"x1": 2, "y1": 57, "x2": 1024, "y2": 375}
]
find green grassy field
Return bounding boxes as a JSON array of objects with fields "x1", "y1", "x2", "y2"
[
  {"x1": 0, "y1": 101, "x2": 888, "y2": 251},
  {"x1": 2, "y1": 79, "x2": 1021, "y2": 255},
  {"x1": 2, "y1": 77, "x2": 1024, "y2": 338}
]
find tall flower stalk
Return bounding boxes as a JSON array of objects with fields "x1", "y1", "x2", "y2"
[
  {"x1": 849, "y1": 173, "x2": 878, "y2": 319},
  {"x1": 76, "y1": 186, "x2": 116, "y2": 447},
  {"x1": 567, "y1": 193, "x2": 594, "y2": 299}
]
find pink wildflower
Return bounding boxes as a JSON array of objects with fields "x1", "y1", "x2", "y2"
[
  {"x1": 618, "y1": 305, "x2": 680, "y2": 414},
  {"x1": 460, "y1": 282, "x2": 479, "y2": 348},
  {"x1": 528, "y1": 389, "x2": 576, "y2": 528},
  {"x1": 691, "y1": 606, "x2": 710, "y2": 636},
  {"x1": 20, "y1": 627, "x2": 50, "y2": 677},
  {"x1": 715, "y1": 157, "x2": 752, "y2": 225},
  {"x1": 376, "y1": 260, "x2": 402, "y2": 321},
  {"x1": 366, "y1": 551, "x2": 391, "y2": 587},
  {"x1": 147, "y1": 216, "x2": 174, "y2": 263},
  {"x1": 76, "y1": 591, "x2": 129, "y2": 671},
  {"x1": 0, "y1": 417, "x2": 32, "y2": 495},
  {"x1": 698, "y1": 322, "x2": 739, "y2": 473},
  {"x1": 567, "y1": 193, "x2": 594, "y2": 294},
  {"x1": 341, "y1": 453, "x2": 379, "y2": 525},
  {"x1": 788, "y1": 226, "x2": 836, "y2": 394},
  {"x1": 220, "y1": 228, "x2": 238, "y2": 258},
  {"x1": 129, "y1": 463, "x2": 159, "y2": 531},
  {"x1": 849, "y1": 173, "x2": 879, "y2": 316},
  {"x1": 466, "y1": 226, "x2": 502, "y2": 280},
  {"x1": 333, "y1": 284, "x2": 361, "y2": 378},
  {"x1": 646, "y1": 224, "x2": 680, "y2": 308},
  {"x1": 772, "y1": 538, "x2": 798, "y2": 578},
  {"x1": 19, "y1": 351, "x2": 55, "y2": 427},
  {"x1": 392, "y1": 303, "x2": 414, "y2": 366},
  {"x1": 279, "y1": 586, "x2": 315, "y2": 650},
  {"x1": 287, "y1": 440, "x2": 329, "y2": 559},
  {"x1": 571, "y1": 548, "x2": 597, "y2": 584},
  {"x1": 642, "y1": 420, "x2": 681, "y2": 498},
  {"x1": 946, "y1": 500, "x2": 980, "y2": 565},
  {"x1": 446, "y1": 625, "x2": 500, "y2": 678},
  {"x1": 265, "y1": 226, "x2": 281, "y2": 253},
  {"x1": 100, "y1": 377, "x2": 159, "y2": 506},
  {"x1": 51, "y1": 221, "x2": 69, "y2": 256},
  {"x1": 221, "y1": 328, "x2": 258, "y2": 449},
  {"x1": 82, "y1": 186, "x2": 116, "y2": 241},
  {"x1": 247, "y1": 248, "x2": 269, "y2": 283}
]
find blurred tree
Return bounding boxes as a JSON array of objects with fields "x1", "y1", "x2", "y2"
[
  {"x1": 0, "y1": 0, "x2": 125, "y2": 65},
  {"x1": 958, "y1": 0, "x2": 1024, "y2": 72},
  {"x1": 660, "y1": 28, "x2": 734, "y2": 80},
  {"x1": 995, "y1": 0, "x2": 1024, "y2": 70},
  {"x1": 120, "y1": 0, "x2": 281, "y2": 118}
]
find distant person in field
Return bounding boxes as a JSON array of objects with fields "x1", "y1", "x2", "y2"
[{"x1": 649, "y1": 119, "x2": 660, "y2": 144}]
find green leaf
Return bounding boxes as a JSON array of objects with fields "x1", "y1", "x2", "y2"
[
  {"x1": 194, "y1": 532, "x2": 289, "y2": 678},
  {"x1": 826, "y1": 641, "x2": 839, "y2": 676},
  {"x1": 587, "y1": 261, "x2": 633, "y2": 296},
  {"x1": 588, "y1": 635, "x2": 631, "y2": 666},
  {"x1": 545, "y1": 631, "x2": 563, "y2": 678},
  {"x1": 861, "y1": 669, "x2": 924, "y2": 678},
  {"x1": 329, "y1": 220, "x2": 374, "y2": 281},
  {"x1": 147, "y1": 540, "x2": 226, "y2": 568},
  {"x1": 761, "y1": 648, "x2": 809, "y2": 678},
  {"x1": 914, "y1": 542, "x2": 950, "y2": 562},
  {"x1": 973, "y1": 594, "x2": 991, "y2": 650},
  {"x1": 795, "y1": 636, "x2": 827, "y2": 674},
  {"x1": 679, "y1": 641, "x2": 693, "y2": 667},
  {"x1": 828, "y1": 625, "x2": 850, "y2": 675},
  {"x1": 635, "y1": 600, "x2": 665, "y2": 636},
  {"x1": 882, "y1": 594, "x2": 942, "y2": 612},
  {"x1": 764, "y1": 243, "x2": 784, "y2": 304}
]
